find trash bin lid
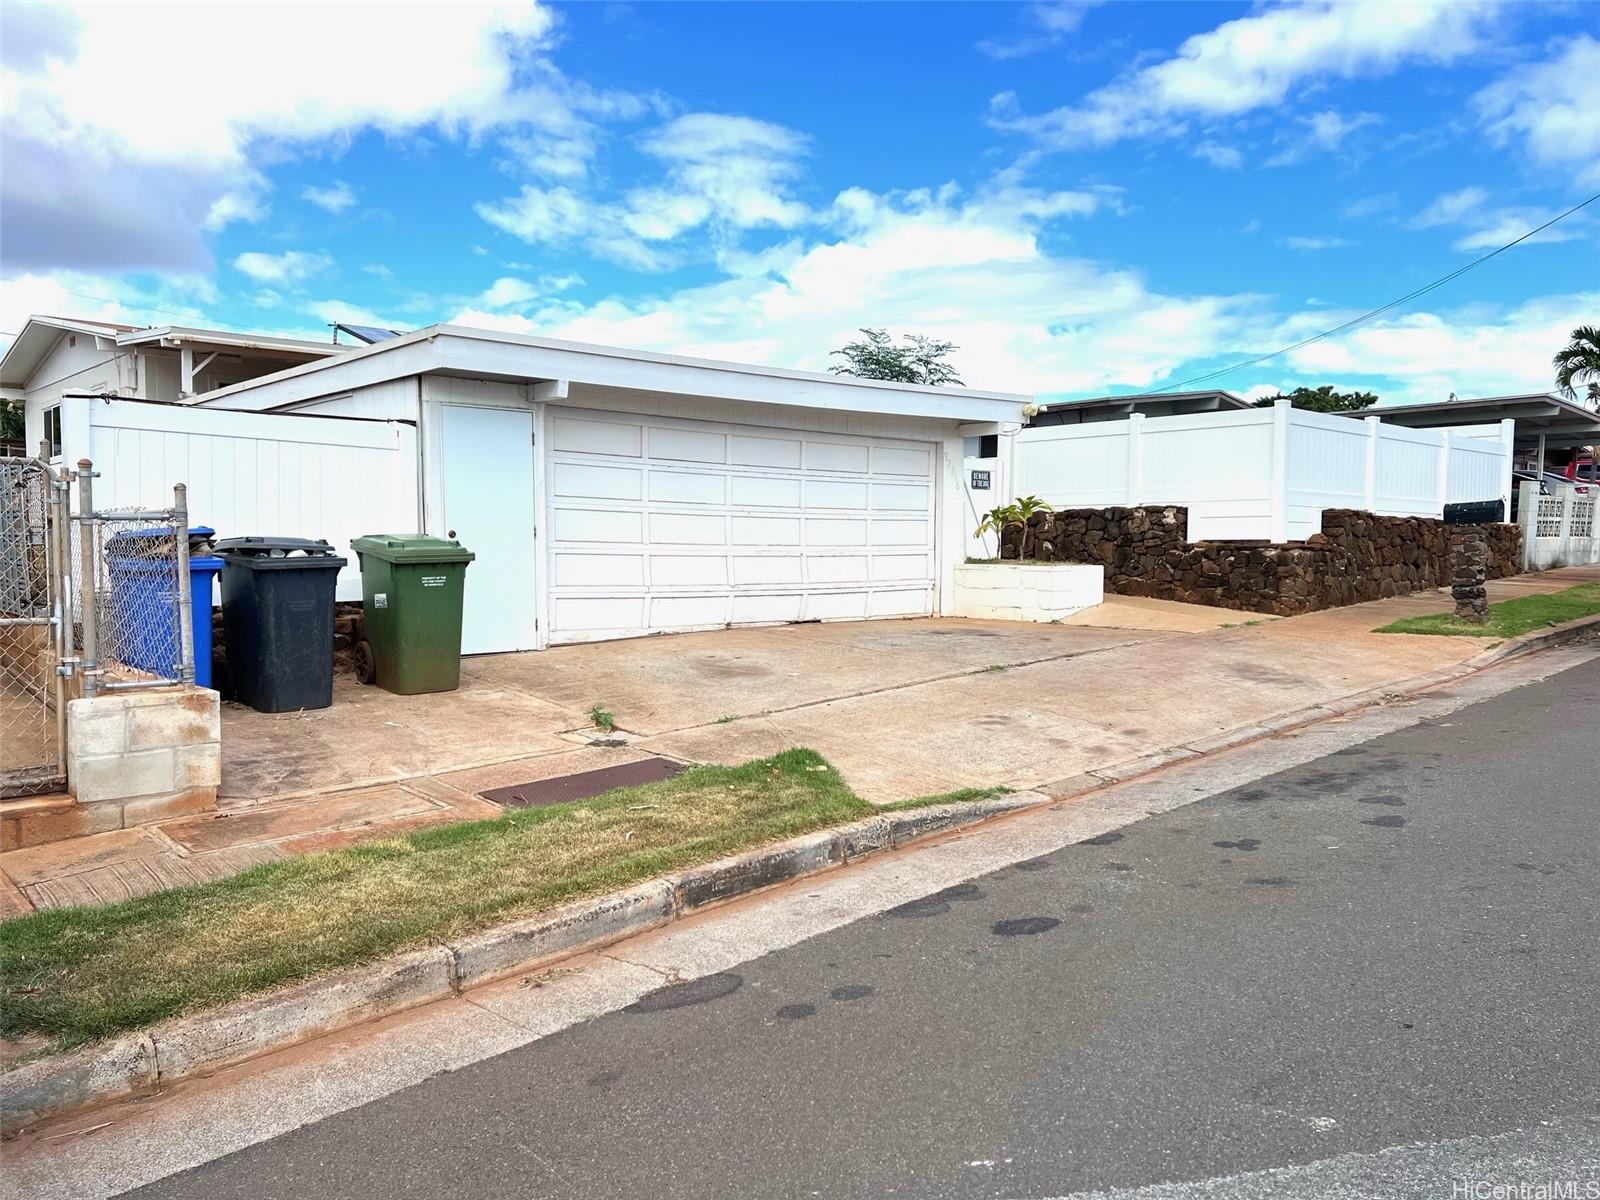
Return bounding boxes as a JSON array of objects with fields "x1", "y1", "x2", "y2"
[
  {"x1": 351, "y1": 534, "x2": 475, "y2": 564},
  {"x1": 215, "y1": 536, "x2": 347, "y2": 570}
]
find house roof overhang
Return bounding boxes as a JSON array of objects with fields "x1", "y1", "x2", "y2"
[
  {"x1": 0, "y1": 316, "x2": 135, "y2": 389},
  {"x1": 195, "y1": 324, "x2": 1033, "y2": 424},
  {"x1": 1034, "y1": 389, "x2": 1253, "y2": 418},
  {"x1": 1355, "y1": 393, "x2": 1600, "y2": 451}
]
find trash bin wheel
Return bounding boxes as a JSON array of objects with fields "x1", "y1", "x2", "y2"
[{"x1": 354, "y1": 639, "x2": 377, "y2": 685}]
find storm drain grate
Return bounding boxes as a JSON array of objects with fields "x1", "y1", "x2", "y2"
[{"x1": 480, "y1": 757, "x2": 686, "y2": 808}]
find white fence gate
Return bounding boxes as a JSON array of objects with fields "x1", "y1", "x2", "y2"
[
  {"x1": 76, "y1": 397, "x2": 419, "y2": 600},
  {"x1": 1008, "y1": 401, "x2": 1514, "y2": 542}
]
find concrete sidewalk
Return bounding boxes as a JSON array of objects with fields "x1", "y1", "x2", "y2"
[{"x1": 1, "y1": 567, "x2": 1593, "y2": 916}]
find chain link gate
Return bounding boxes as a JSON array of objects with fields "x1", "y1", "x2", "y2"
[
  {"x1": 1, "y1": 457, "x2": 70, "y2": 797},
  {"x1": 3, "y1": 456, "x2": 195, "y2": 799}
]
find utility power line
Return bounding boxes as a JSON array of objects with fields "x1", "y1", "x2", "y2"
[{"x1": 1131, "y1": 191, "x2": 1600, "y2": 399}]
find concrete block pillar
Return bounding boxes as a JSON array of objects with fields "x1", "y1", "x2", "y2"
[{"x1": 66, "y1": 686, "x2": 221, "y2": 829}]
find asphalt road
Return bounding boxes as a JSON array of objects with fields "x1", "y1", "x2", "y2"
[{"x1": 131, "y1": 658, "x2": 1600, "y2": 1200}]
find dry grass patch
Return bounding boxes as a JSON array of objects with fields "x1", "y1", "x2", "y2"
[{"x1": 2, "y1": 749, "x2": 879, "y2": 1049}]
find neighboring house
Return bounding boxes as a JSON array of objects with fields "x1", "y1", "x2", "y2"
[
  {"x1": 0, "y1": 316, "x2": 348, "y2": 462},
  {"x1": 1349, "y1": 393, "x2": 1600, "y2": 474},
  {"x1": 1027, "y1": 390, "x2": 1251, "y2": 428}
]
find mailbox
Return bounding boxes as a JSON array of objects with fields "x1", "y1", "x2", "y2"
[{"x1": 1442, "y1": 499, "x2": 1504, "y2": 525}]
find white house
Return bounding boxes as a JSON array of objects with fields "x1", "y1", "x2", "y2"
[
  {"x1": 159, "y1": 323, "x2": 1030, "y2": 652},
  {"x1": 2, "y1": 315, "x2": 349, "y2": 457}
]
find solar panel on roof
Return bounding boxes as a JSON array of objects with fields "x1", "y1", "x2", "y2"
[{"x1": 334, "y1": 323, "x2": 403, "y2": 344}]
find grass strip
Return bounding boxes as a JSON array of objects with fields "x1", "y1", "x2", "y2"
[
  {"x1": 0, "y1": 751, "x2": 1001, "y2": 1051},
  {"x1": 1375, "y1": 582, "x2": 1600, "y2": 639}
]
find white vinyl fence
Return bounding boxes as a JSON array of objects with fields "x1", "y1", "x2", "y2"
[
  {"x1": 1519, "y1": 480, "x2": 1600, "y2": 570},
  {"x1": 1009, "y1": 400, "x2": 1515, "y2": 542},
  {"x1": 75, "y1": 397, "x2": 419, "y2": 600}
]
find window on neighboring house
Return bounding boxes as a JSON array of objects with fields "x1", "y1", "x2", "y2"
[{"x1": 44, "y1": 405, "x2": 62, "y2": 458}]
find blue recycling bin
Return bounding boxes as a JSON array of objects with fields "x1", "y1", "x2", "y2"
[{"x1": 105, "y1": 526, "x2": 222, "y2": 687}]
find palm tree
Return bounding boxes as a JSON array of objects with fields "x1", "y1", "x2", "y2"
[{"x1": 1553, "y1": 325, "x2": 1600, "y2": 409}]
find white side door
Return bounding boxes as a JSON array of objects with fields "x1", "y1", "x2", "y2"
[{"x1": 441, "y1": 404, "x2": 537, "y2": 653}]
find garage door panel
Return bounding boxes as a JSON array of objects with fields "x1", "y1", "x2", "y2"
[
  {"x1": 651, "y1": 555, "x2": 729, "y2": 588},
  {"x1": 554, "y1": 462, "x2": 642, "y2": 501},
  {"x1": 732, "y1": 593, "x2": 804, "y2": 624},
  {"x1": 805, "y1": 517, "x2": 867, "y2": 546},
  {"x1": 808, "y1": 555, "x2": 870, "y2": 584},
  {"x1": 871, "y1": 518, "x2": 929, "y2": 546},
  {"x1": 547, "y1": 407, "x2": 935, "y2": 642},
  {"x1": 730, "y1": 434, "x2": 802, "y2": 469},
  {"x1": 868, "y1": 588, "x2": 930, "y2": 617},
  {"x1": 731, "y1": 475, "x2": 801, "y2": 508},
  {"x1": 554, "y1": 508, "x2": 643, "y2": 543},
  {"x1": 649, "y1": 595, "x2": 728, "y2": 629},
  {"x1": 554, "y1": 596, "x2": 644, "y2": 638},
  {"x1": 648, "y1": 470, "x2": 726, "y2": 505},
  {"x1": 804, "y1": 441, "x2": 870, "y2": 473},
  {"x1": 648, "y1": 425, "x2": 727, "y2": 464},
  {"x1": 871, "y1": 553, "x2": 932, "y2": 582},
  {"x1": 872, "y1": 445, "x2": 933, "y2": 476},
  {"x1": 732, "y1": 555, "x2": 804, "y2": 585},
  {"x1": 649, "y1": 512, "x2": 726, "y2": 544},
  {"x1": 805, "y1": 479, "x2": 869, "y2": 509},
  {"x1": 871, "y1": 482, "x2": 930, "y2": 510},
  {"x1": 554, "y1": 553, "x2": 645, "y2": 588},
  {"x1": 554, "y1": 417, "x2": 642, "y2": 457},
  {"x1": 806, "y1": 592, "x2": 869, "y2": 620},
  {"x1": 732, "y1": 516, "x2": 800, "y2": 546}
]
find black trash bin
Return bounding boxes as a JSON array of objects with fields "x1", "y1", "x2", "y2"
[{"x1": 216, "y1": 537, "x2": 347, "y2": 713}]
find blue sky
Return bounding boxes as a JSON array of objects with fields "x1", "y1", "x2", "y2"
[{"x1": 2, "y1": 0, "x2": 1596, "y2": 406}]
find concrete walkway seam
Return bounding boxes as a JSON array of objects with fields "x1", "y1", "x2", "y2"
[{"x1": 0, "y1": 793, "x2": 1051, "y2": 1135}]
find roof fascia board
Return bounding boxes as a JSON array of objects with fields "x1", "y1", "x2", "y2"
[
  {"x1": 431, "y1": 331, "x2": 1026, "y2": 422},
  {"x1": 195, "y1": 335, "x2": 444, "y2": 411}
]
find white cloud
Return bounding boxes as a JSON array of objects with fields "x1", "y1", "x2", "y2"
[
  {"x1": 977, "y1": 1, "x2": 1102, "y2": 61},
  {"x1": 0, "y1": 1, "x2": 621, "y2": 272},
  {"x1": 1411, "y1": 186, "x2": 1490, "y2": 228},
  {"x1": 0, "y1": 270, "x2": 216, "y2": 354},
  {"x1": 460, "y1": 183, "x2": 1248, "y2": 396},
  {"x1": 992, "y1": 0, "x2": 1497, "y2": 148},
  {"x1": 1265, "y1": 109, "x2": 1382, "y2": 166},
  {"x1": 1409, "y1": 186, "x2": 1591, "y2": 252},
  {"x1": 1475, "y1": 35, "x2": 1600, "y2": 188},
  {"x1": 477, "y1": 112, "x2": 812, "y2": 269},
  {"x1": 479, "y1": 277, "x2": 541, "y2": 308},
  {"x1": 1280, "y1": 292, "x2": 1598, "y2": 407},
  {"x1": 305, "y1": 300, "x2": 401, "y2": 331},
  {"x1": 231, "y1": 250, "x2": 334, "y2": 285},
  {"x1": 302, "y1": 182, "x2": 357, "y2": 214},
  {"x1": 1278, "y1": 236, "x2": 1356, "y2": 250},
  {"x1": 1194, "y1": 141, "x2": 1243, "y2": 170},
  {"x1": 1342, "y1": 193, "x2": 1398, "y2": 220}
]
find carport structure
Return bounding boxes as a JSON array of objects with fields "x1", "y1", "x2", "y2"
[
  {"x1": 196, "y1": 326, "x2": 1029, "y2": 653},
  {"x1": 1362, "y1": 392, "x2": 1600, "y2": 475}
]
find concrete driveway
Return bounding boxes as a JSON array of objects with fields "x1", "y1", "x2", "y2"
[{"x1": 214, "y1": 568, "x2": 1594, "y2": 806}]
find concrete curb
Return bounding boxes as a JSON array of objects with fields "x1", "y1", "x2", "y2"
[
  {"x1": 1463, "y1": 611, "x2": 1600, "y2": 669},
  {"x1": 1, "y1": 791, "x2": 1051, "y2": 1135}
]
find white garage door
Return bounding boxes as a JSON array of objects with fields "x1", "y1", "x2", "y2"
[{"x1": 546, "y1": 408, "x2": 937, "y2": 644}]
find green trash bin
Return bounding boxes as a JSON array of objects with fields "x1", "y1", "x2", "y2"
[{"x1": 350, "y1": 534, "x2": 476, "y2": 694}]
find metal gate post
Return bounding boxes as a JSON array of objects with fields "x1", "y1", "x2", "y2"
[
  {"x1": 76, "y1": 458, "x2": 99, "y2": 698},
  {"x1": 174, "y1": 482, "x2": 195, "y2": 685}
]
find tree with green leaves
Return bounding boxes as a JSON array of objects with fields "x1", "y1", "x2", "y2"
[
  {"x1": 830, "y1": 328, "x2": 964, "y2": 386},
  {"x1": 1252, "y1": 385, "x2": 1379, "y2": 413},
  {"x1": 1552, "y1": 325, "x2": 1600, "y2": 408},
  {"x1": 0, "y1": 398, "x2": 23, "y2": 445}
]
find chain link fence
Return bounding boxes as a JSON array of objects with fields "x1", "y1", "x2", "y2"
[
  {"x1": 2, "y1": 458, "x2": 67, "y2": 796},
  {"x1": 87, "y1": 508, "x2": 192, "y2": 689}
]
